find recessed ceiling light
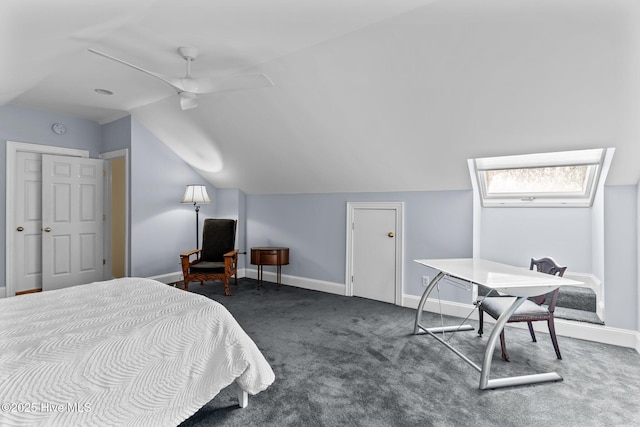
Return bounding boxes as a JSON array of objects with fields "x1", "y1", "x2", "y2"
[{"x1": 94, "y1": 88, "x2": 114, "y2": 95}]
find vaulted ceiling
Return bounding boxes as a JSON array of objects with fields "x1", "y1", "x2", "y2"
[{"x1": 4, "y1": 0, "x2": 640, "y2": 193}]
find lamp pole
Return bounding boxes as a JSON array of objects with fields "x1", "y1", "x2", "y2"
[{"x1": 194, "y1": 202, "x2": 200, "y2": 249}]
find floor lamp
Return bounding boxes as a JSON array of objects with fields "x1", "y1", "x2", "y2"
[{"x1": 181, "y1": 185, "x2": 211, "y2": 249}]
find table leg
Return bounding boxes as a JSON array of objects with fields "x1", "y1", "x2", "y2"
[
  {"x1": 414, "y1": 271, "x2": 474, "y2": 335},
  {"x1": 413, "y1": 275, "x2": 563, "y2": 390},
  {"x1": 276, "y1": 265, "x2": 282, "y2": 289},
  {"x1": 478, "y1": 296, "x2": 563, "y2": 390}
]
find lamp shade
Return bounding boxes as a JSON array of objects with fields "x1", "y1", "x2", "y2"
[{"x1": 181, "y1": 185, "x2": 211, "y2": 204}]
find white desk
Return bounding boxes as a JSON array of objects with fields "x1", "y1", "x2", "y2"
[{"x1": 413, "y1": 258, "x2": 583, "y2": 390}]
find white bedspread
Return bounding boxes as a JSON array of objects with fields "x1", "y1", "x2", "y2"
[{"x1": 0, "y1": 278, "x2": 275, "y2": 426}]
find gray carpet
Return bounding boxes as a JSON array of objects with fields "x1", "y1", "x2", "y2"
[
  {"x1": 555, "y1": 306, "x2": 604, "y2": 325},
  {"x1": 556, "y1": 286, "x2": 597, "y2": 312},
  {"x1": 179, "y1": 278, "x2": 640, "y2": 427},
  {"x1": 479, "y1": 284, "x2": 604, "y2": 324}
]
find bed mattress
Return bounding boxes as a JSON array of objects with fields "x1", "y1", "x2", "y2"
[{"x1": 0, "y1": 277, "x2": 274, "y2": 426}]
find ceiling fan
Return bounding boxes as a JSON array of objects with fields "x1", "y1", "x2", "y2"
[{"x1": 88, "y1": 46, "x2": 273, "y2": 110}]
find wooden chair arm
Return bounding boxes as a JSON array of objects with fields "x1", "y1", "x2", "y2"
[
  {"x1": 180, "y1": 249, "x2": 201, "y2": 259},
  {"x1": 180, "y1": 249, "x2": 201, "y2": 277},
  {"x1": 223, "y1": 249, "x2": 238, "y2": 259},
  {"x1": 224, "y1": 250, "x2": 238, "y2": 275}
]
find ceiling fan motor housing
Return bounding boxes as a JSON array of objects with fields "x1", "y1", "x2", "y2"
[{"x1": 178, "y1": 46, "x2": 198, "y2": 61}]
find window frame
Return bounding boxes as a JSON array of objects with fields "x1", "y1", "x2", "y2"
[{"x1": 472, "y1": 149, "x2": 607, "y2": 207}]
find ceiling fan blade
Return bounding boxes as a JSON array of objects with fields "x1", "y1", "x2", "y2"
[
  {"x1": 88, "y1": 48, "x2": 185, "y2": 92},
  {"x1": 193, "y1": 73, "x2": 274, "y2": 94},
  {"x1": 179, "y1": 92, "x2": 198, "y2": 110}
]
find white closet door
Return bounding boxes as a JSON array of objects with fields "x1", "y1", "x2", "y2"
[
  {"x1": 13, "y1": 151, "x2": 43, "y2": 293},
  {"x1": 352, "y1": 208, "x2": 397, "y2": 304},
  {"x1": 41, "y1": 155, "x2": 104, "y2": 291}
]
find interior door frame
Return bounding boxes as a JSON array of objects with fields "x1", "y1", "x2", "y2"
[
  {"x1": 5, "y1": 141, "x2": 89, "y2": 297},
  {"x1": 345, "y1": 202, "x2": 404, "y2": 304},
  {"x1": 100, "y1": 149, "x2": 130, "y2": 279}
]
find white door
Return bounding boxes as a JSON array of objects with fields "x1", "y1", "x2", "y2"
[
  {"x1": 41, "y1": 155, "x2": 105, "y2": 291},
  {"x1": 348, "y1": 203, "x2": 403, "y2": 304},
  {"x1": 13, "y1": 152, "x2": 44, "y2": 293}
]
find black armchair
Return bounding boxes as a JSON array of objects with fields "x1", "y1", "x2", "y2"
[{"x1": 180, "y1": 219, "x2": 238, "y2": 296}]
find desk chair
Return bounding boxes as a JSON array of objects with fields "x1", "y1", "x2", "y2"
[
  {"x1": 180, "y1": 219, "x2": 238, "y2": 296},
  {"x1": 477, "y1": 257, "x2": 567, "y2": 362}
]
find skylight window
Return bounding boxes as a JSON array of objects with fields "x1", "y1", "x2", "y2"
[{"x1": 471, "y1": 148, "x2": 609, "y2": 207}]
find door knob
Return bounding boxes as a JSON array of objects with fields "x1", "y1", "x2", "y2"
[
  {"x1": 43, "y1": 227, "x2": 52, "y2": 232},
  {"x1": 17, "y1": 226, "x2": 24, "y2": 232},
  {"x1": 388, "y1": 232, "x2": 394, "y2": 238}
]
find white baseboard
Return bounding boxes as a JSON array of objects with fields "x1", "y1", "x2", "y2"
[
  {"x1": 244, "y1": 268, "x2": 345, "y2": 295},
  {"x1": 146, "y1": 271, "x2": 638, "y2": 352},
  {"x1": 147, "y1": 271, "x2": 183, "y2": 285},
  {"x1": 148, "y1": 269, "x2": 346, "y2": 296},
  {"x1": 402, "y1": 294, "x2": 639, "y2": 351}
]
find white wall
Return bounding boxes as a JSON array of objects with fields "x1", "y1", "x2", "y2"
[{"x1": 190, "y1": 0, "x2": 640, "y2": 195}]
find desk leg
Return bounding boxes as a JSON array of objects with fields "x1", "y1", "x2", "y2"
[
  {"x1": 414, "y1": 272, "x2": 444, "y2": 334},
  {"x1": 413, "y1": 276, "x2": 563, "y2": 390},
  {"x1": 479, "y1": 296, "x2": 563, "y2": 390},
  {"x1": 257, "y1": 265, "x2": 263, "y2": 288},
  {"x1": 414, "y1": 272, "x2": 474, "y2": 335}
]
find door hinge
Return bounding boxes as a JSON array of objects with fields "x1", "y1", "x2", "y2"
[
  {"x1": 103, "y1": 214, "x2": 106, "y2": 221},
  {"x1": 103, "y1": 170, "x2": 106, "y2": 177},
  {"x1": 103, "y1": 259, "x2": 106, "y2": 265}
]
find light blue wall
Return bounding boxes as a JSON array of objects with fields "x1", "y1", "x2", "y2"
[
  {"x1": 246, "y1": 190, "x2": 473, "y2": 301},
  {"x1": 245, "y1": 186, "x2": 638, "y2": 330},
  {"x1": 129, "y1": 117, "x2": 217, "y2": 277},
  {"x1": 101, "y1": 116, "x2": 131, "y2": 153},
  {"x1": 2, "y1": 104, "x2": 638, "y2": 333},
  {"x1": 0, "y1": 104, "x2": 102, "y2": 156},
  {"x1": 0, "y1": 104, "x2": 102, "y2": 288},
  {"x1": 604, "y1": 185, "x2": 638, "y2": 330},
  {"x1": 0, "y1": 105, "x2": 218, "y2": 283},
  {"x1": 479, "y1": 207, "x2": 592, "y2": 272},
  {"x1": 476, "y1": 187, "x2": 637, "y2": 330}
]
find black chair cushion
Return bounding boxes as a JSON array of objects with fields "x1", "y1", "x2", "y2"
[
  {"x1": 200, "y1": 219, "x2": 236, "y2": 262},
  {"x1": 480, "y1": 297, "x2": 551, "y2": 322},
  {"x1": 190, "y1": 261, "x2": 225, "y2": 273}
]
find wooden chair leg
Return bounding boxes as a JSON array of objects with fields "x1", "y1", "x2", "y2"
[
  {"x1": 223, "y1": 277, "x2": 233, "y2": 296},
  {"x1": 548, "y1": 317, "x2": 562, "y2": 360},
  {"x1": 499, "y1": 330, "x2": 510, "y2": 362},
  {"x1": 527, "y1": 321, "x2": 537, "y2": 342},
  {"x1": 183, "y1": 279, "x2": 190, "y2": 291},
  {"x1": 478, "y1": 309, "x2": 484, "y2": 337}
]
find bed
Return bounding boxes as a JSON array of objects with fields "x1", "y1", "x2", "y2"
[{"x1": 0, "y1": 277, "x2": 275, "y2": 426}]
